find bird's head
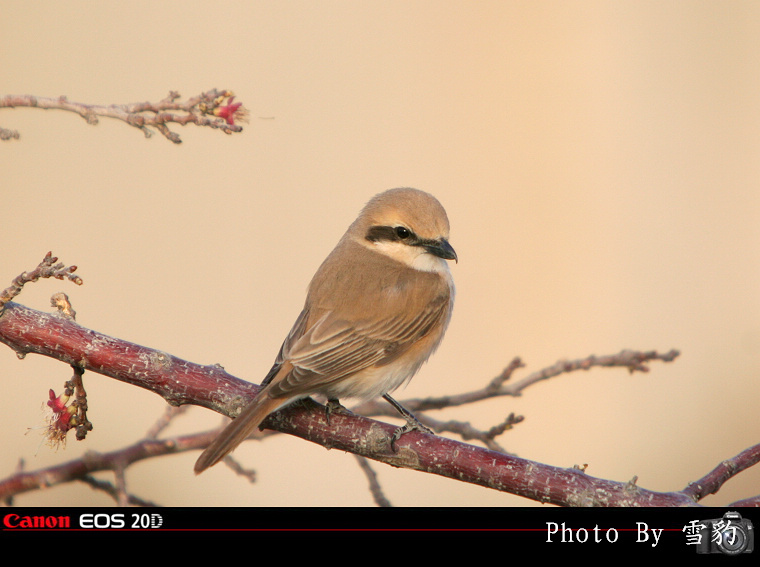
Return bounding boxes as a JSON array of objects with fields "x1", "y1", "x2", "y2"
[{"x1": 352, "y1": 187, "x2": 457, "y2": 273}]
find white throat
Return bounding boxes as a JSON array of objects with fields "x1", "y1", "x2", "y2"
[{"x1": 370, "y1": 240, "x2": 451, "y2": 274}]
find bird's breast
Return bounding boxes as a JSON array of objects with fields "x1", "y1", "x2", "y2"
[{"x1": 316, "y1": 351, "x2": 428, "y2": 401}]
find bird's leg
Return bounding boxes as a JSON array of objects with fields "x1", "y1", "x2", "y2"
[
  {"x1": 383, "y1": 394, "x2": 434, "y2": 451},
  {"x1": 325, "y1": 398, "x2": 351, "y2": 425}
]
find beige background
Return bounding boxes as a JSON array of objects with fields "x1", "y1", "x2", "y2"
[{"x1": 1, "y1": 2, "x2": 758, "y2": 507}]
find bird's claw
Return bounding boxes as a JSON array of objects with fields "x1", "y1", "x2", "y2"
[
  {"x1": 390, "y1": 418, "x2": 434, "y2": 452},
  {"x1": 324, "y1": 398, "x2": 351, "y2": 425}
]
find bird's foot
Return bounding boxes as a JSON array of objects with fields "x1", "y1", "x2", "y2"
[
  {"x1": 390, "y1": 417, "x2": 434, "y2": 452},
  {"x1": 382, "y1": 393, "x2": 434, "y2": 451},
  {"x1": 325, "y1": 398, "x2": 351, "y2": 425}
]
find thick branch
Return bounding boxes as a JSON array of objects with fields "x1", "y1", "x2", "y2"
[
  {"x1": 0, "y1": 300, "x2": 719, "y2": 507},
  {"x1": 0, "y1": 301, "x2": 253, "y2": 415}
]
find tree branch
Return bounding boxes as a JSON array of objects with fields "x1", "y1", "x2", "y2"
[
  {"x1": 0, "y1": 255, "x2": 756, "y2": 506},
  {"x1": 682, "y1": 442, "x2": 760, "y2": 503},
  {"x1": 0, "y1": 90, "x2": 247, "y2": 143},
  {"x1": 0, "y1": 299, "x2": 717, "y2": 507}
]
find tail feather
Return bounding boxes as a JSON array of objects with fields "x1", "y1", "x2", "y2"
[{"x1": 194, "y1": 394, "x2": 285, "y2": 474}]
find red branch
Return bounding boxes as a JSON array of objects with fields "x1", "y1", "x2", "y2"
[
  {"x1": 0, "y1": 300, "x2": 733, "y2": 507},
  {"x1": 0, "y1": 301, "x2": 255, "y2": 415}
]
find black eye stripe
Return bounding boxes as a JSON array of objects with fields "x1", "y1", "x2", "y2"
[{"x1": 365, "y1": 225, "x2": 416, "y2": 243}]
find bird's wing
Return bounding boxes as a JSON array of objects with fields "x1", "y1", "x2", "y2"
[{"x1": 265, "y1": 292, "x2": 451, "y2": 399}]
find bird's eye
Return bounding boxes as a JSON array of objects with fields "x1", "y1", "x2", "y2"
[{"x1": 395, "y1": 226, "x2": 411, "y2": 239}]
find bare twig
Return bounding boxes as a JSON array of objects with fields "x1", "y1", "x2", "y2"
[
  {"x1": 351, "y1": 350, "x2": 680, "y2": 422},
  {"x1": 0, "y1": 252, "x2": 82, "y2": 315},
  {"x1": 145, "y1": 406, "x2": 190, "y2": 440},
  {"x1": 0, "y1": 90, "x2": 248, "y2": 144},
  {"x1": 502, "y1": 350, "x2": 682, "y2": 394},
  {"x1": 218, "y1": 455, "x2": 258, "y2": 484},
  {"x1": 423, "y1": 412, "x2": 524, "y2": 453},
  {"x1": 78, "y1": 475, "x2": 159, "y2": 507},
  {"x1": 0, "y1": 431, "x2": 213, "y2": 503},
  {"x1": 682, "y1": 442, "x2": 760, "y2": 501},
  {"x1": 354, "y1": 455, "x2": 392, "y2": 507}
]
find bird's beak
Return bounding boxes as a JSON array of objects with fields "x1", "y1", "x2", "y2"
[{"x1": 425, "y1": 238, "x2": 458, "y2": 263}]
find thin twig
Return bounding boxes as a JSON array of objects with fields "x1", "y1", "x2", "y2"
[
  {"x1": 145, "y1": 406, "x2": 189, "y2": 440},
  {"x1": 78, "y1": 475, "x2": 159, "y2": 507},
  {"x1": 0, "y1": 90, "x2": 248, "y2": 144},
  {"x1": 354, "y1": 455, "x2": 392, "y2": 507},
  {"x1": 0, "y1": 251, "x2": 82, "y2": 314},
  {"x1": 351, "y1": 350, "x2": 680, "y2": 421}
]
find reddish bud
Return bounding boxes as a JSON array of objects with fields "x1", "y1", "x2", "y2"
[{"x1": 214, "y1": 97, "x2": 248, "y2": 125}]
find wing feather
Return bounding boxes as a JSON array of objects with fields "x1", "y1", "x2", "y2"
[{"x1": 266, "y1": 292, "x2": 450, "y2": 399}]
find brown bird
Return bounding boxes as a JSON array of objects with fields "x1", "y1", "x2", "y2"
[{"x1": 194, "y1": 188, "x2": 456, "y2": 474}]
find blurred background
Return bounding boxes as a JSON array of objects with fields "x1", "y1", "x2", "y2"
[{"x1": 1, "y1": 1, "x2": 758, "y2": 507}]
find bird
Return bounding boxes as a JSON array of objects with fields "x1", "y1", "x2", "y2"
[{"x1": 194, "y1": 187, "x2": 457, "y2": 474}]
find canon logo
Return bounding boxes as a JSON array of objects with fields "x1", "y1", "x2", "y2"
[{"x1": 3, "y1": 514, "x2": 71, "y2": 528}]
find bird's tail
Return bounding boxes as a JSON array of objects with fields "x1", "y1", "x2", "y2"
[{"x1": 194, "y1": 394, "x2": 285, "y2": 474}]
